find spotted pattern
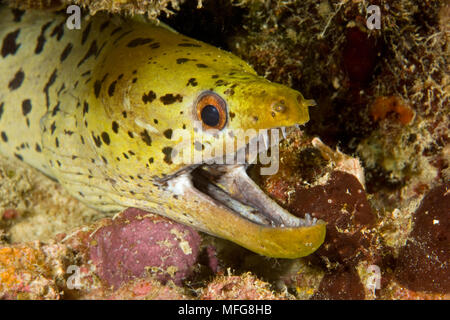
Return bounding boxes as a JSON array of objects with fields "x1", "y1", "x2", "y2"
[
  {"x1": 35, "y1": 21, "x2": 52, "y2": 54},
  {"x1": 1, "y1": 28, "x2": 21, "y2": 57},
  {"x1": 8, "y1": 68, "x2": 24, "y2": 90},
  {"x1": 60, "y1": 43, "x2": 73, "y2": 62},
  {"x1": 22, "y1": 99, "x2": 32, "y2": 116},
  {"x1": 142, "y1": 90, "x2": 156, "y2": 104},
  {"x1": 160, "y1": 93, "x2": 183, "y2": 105},
  {"x1": 0, "y1": 8, "x2": 314, "y2": 256},
  {"x1": 127, "y1": 38, "x2": 153, "y2": 47}
]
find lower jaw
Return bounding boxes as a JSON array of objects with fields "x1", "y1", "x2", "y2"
[{"x1": 176, "y1": 174, "x2": 327, "y2": 258}]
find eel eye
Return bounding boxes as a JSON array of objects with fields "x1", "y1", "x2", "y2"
[{"x1": 196, "y1": 91, "x2": 227, "y2": 130}]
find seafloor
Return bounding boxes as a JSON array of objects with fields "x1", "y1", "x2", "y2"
[{"x1": 0, "y1": 0, "x2": 448, "y2": 299}]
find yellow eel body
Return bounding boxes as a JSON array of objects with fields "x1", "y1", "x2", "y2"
[{"x1": 0, "y1": 6, "x2": 325, "y2": 258}]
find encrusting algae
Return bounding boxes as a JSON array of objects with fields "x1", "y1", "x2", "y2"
[{"x1": 0, "y1": 0, "x2": 448, "y2": 300}]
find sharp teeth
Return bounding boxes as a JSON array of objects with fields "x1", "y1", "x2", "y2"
[
  {"x1": 281, "y1": 126, "x2": 287, "y2": 139},
  {"x1": 302, "y1": 213, "x2": 317, "y2": 226}
]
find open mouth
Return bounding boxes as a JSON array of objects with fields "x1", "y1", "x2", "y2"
[{"x1": 189, "y1": 125, "x2": 319, "y2": 229}]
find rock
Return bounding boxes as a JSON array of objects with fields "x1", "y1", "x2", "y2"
[
  {"x1": 0, "y1": 241, "x2": 71, "y2": 299},
  {"x1": 311, "y1": 267, "x2": 365, "y2": 300},
  {"x1": 290, "y1": 171, "x2": 376, "y2": 266},
  {"x1": 395, "y1": 183, "x2": 449, "y2": 293},
  {"x1": 89, "y1": 208, "x2": 201, "y2": 288}
]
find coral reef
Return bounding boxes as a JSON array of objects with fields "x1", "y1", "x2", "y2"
[
  {"x1": 0, "y1": 155, "x2": 101, "y2": 243},
  {"x1": 0, "y1": 241, "x2": 71, "y2": 299},
  {"x1": 81, "y1": 278, "x2": 189, "y2": 300},
  {"x1": 227, "y1": 0, "x2": 448, "y2": 299},
  {"x1": 288, "y1": 170, "x2": 375, "y2": 266},
  {"x1": 311, "y1": 268, "x2": 365, "y2": 300},
  {"x1": 256, "y1": 131, "x2": 378, "y2": 268},
  {"x1": 0, "y1": 0, "x2": 448, "y2": 299},
  {"x1": 72, "y1": 0, "x2": 188, "y2": 17},
  {"x1": 252, "y1": 130, "x2": 381, "y2": 299},
  {"x1": 394, "y1": 183, "x2": 449, "y2": 293},
  {"x1": 0, "y1": 209, "x2": 202, "y2": 299},
  {"x1": 200, "y1": 272, "x2": 288, "y2": 300},
  {"x1": 230, "y1": 0, "x2": 448, "y2": 202},
  {"x1": 7, "y1": 0, "x2": 193, "y2": 18}
]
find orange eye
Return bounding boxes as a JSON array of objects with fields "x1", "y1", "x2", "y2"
[{"x1": 196, "y1": 91, "x2": 227, "y2": 130}]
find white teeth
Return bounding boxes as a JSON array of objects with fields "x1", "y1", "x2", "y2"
[
  {"x1": 281, "y1": 126, "x2": 287, "y2": 139},
  {"x1": 305, "y1": 213, "x2": 311, "y2": 225},
  {"x1": 305, "y1": 213, "x2": 312, "y2": 226}
]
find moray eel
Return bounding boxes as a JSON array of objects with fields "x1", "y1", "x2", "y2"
[{"x1": 0, "y1": 7, "x2": 325, "y2": 258}]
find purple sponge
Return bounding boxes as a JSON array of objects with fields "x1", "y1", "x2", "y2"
[{"x1": 89, "y1": 208, "x2": 201, "y2": 288}]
